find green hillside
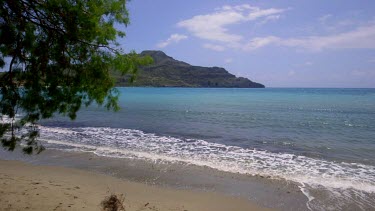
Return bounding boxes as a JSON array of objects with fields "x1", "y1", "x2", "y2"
[{"x1": 114, "y1": 50, "x2": 265, "y2": 88}]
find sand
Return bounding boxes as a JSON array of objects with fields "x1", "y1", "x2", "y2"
[{"x1": 0, "y1": 160, "x2": 271, "y2": 211}]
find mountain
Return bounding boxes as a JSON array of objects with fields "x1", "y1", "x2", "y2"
[{"x1": 114, "y1": 50, "x2": 265, "y2": 88}]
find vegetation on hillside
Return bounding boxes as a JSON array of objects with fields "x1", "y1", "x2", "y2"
[{"x1": 114, "y1": 51, "x2": 265, "y2": 88}]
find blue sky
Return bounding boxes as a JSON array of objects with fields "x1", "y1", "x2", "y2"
[{"x1": 119, "y1": 0, "x2": 375, "y2": 88}]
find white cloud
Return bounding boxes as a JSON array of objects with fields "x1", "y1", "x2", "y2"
[
  {"x1": 318, "y1": 14, "x2": 333, "y2": 23},
  {"x1": 288, "y1": 70, "x2": 296, "y2": 76},
  {"x1": 174, "y1": 4, "x2": 375, "y2": 53},
  {"x1": 351, "y1": 69, "x2": 375, "y2": 78},
  {"x1": 293, "y1": 61, "x2": 313, "y2": 67},
  {"x1": 241, "y1": 24, "x2": 375, "y2": 51},
  {"x1": 203, "y1": 43, "x2": 225, "y2": 51},
  {"x1": 282, "y1": 24, "x2": 375, "y2": 51},
  {"x1": 242, "y1": 36, "x2": 281, "y2": 51},
  {"x1": 177, "y1": 4, "x2": 285, "y2": 44},
  {"x1": 224, "y1": 58, "x2": 233, "y2": 63},
  {"x1": 258, "y1": 14, "x2": 281, "y2": 25},
  {"x1": 157, "y1": 34, "x2": 188, "y2": 48}
]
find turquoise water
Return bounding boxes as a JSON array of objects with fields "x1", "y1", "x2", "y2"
[
  {"x1": 44, "y1": 88, "x2": 375, "y2": 164},
  {"x1": 121, "y1": 88, "x2": 375, "y2": 164},
  {"x1": 40, "y1": 88, "x2": 375, "y2": 210}
]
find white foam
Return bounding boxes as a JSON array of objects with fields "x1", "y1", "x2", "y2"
[
  {"x1": 299, "y1": 183, "x2": 314, "y2": 211},
  {"x1": 0, "y1": 114, "x2": 22, "y2": 124},
  {"x1": 39, "y1": 126, "x2": 375, "y2": 195}
]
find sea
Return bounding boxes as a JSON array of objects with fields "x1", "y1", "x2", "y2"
[{"x1": 11, "y1": 88, "x2": 375, "y2": 210}]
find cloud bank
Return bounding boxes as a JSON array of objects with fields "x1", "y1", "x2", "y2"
[
  {"x1": 177, "y1": 4, "x2": 285, "y2": 44},
  {"x1": 174, "y1": 4, "x2": 375, "y2": 52},
  {"x1": 243, "y1": 24, "x2": 375, "y2": 51}
]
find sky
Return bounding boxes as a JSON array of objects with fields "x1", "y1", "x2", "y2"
[{"x1": 118, "y1": 0, "x2": 375, "y2": 88}]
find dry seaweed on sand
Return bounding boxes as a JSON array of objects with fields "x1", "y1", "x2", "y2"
[{"x1": 101, "y1": 193, "x2": 126, "y2": 211}]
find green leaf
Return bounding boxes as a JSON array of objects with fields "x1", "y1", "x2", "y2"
[{"x1": 0, "y1": 0, "x2": 152, "y2": 154}]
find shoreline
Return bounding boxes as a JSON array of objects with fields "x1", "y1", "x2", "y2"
[
  {"x1": 0, "y1": 148, "x2": 309, "y2": 210},
  {"x1": 0, "y1": 159, "x2": 270, "y2": 211},
  {"x1": 2, "y1": 143, "x2": 373, "y2": 210}
]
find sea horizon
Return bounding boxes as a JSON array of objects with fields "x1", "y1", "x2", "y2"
[{"x1": 123, "y1": 86, "x2": 375, "y2": 89}]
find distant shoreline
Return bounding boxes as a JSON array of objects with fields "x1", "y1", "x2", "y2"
[
  {"x1": 117, "y1": 86, "x2": 375, "y2": 89},
  {"x1": 117, "y1": 85, "x2": 266, "y2": 88}
]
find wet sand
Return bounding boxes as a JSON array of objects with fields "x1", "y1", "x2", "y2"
[
  {"x1": 0, "y1": 159, "x2": 271, "y2": 211},
  {"x1": 0, "y1": 147, "x2": 312, "y2": 210}
]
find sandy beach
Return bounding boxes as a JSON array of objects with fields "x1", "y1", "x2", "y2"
[{"x1": 0, "y1": 159, "x2": 271, "y2": 211}]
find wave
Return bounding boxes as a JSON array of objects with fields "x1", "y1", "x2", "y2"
[
  {"x1": 0, "y1": 114, "x2": 22, "y2": 124},
  {"x1": 39, "y1": 126, "x2": 375, "y2": 194}
]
